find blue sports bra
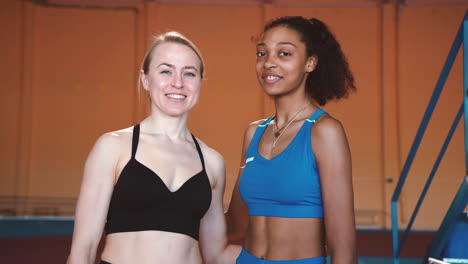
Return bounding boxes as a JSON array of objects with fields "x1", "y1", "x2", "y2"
[{"x1": 239, "y1": 109, "x2": 327, "y2": 218}]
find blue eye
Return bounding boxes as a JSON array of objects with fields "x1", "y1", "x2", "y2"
[
  {"x1": 184, "y1": 72, "x2": 196, "y2": 77},
  {"x1": 256, "y1": 51, "x2": 266, "y2": 57},
  {"x1": 161, "y1": 70, "x2": 171, "y2": 75}
]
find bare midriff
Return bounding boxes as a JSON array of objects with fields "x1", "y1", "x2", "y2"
[
  {"x1": 101, "y1": 231, "x2": 201, "y2": 264},
  {"x1": 243, "y1": 216, "x2": 325, "y2": 260}
]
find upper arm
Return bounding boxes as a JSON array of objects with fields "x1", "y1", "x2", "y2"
[
  {"x1": 198, "y1": 147, "x2": 230, "y2": 263},
  {"x1": 225, "y1": 121, "x2": 259, "y2": 237},
  {"x1": 312, "y1": 117, "x2": 356, "y2": 263},
  {"x1": 69, "y1": 132, "x2": 122, "y2": 256}
]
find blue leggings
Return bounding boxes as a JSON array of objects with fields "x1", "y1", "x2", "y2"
[{"x1": 236, "y1": 248, "x2": 326, "y2": 264}]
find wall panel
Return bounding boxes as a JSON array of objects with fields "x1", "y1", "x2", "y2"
[
  {"x1": 28, "y1": 5, "x2": 137, "y2": 197},
  {"x1": 0, "y1": 1, "x2": 23, "y2": 196}
]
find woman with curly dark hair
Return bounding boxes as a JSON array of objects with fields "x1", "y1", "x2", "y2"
[{"x1": 227, "y1": 16, "x2": 357, "y2": 264}]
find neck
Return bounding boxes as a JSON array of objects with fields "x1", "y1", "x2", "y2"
[
  {"x1": 273, "y1": 93, "x2": 316, "y2": 127},
  {"x1": 140, "y1": 110, "x2": 191, "y2": 141}
]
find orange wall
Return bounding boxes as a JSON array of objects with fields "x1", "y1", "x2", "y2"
[
  {"x1": 0, "y1": 1, "x2": 22, "y2": 196},
  {"x1": 1, "y1": 0, "x2": 467, "y2": 230}
]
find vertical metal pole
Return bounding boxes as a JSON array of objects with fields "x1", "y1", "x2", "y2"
[
  {"x1": 464, "y1": 12, "x2": 468, "y2": 171},
  {"x1": 392, "y1": 201, "x2": 400, "y2": 264}
]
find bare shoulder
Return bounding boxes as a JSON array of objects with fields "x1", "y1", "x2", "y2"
[
  {"x1": 243, "y1": 118, "x2": 266, "y2": 142},
  {"x1": 195, "y1": 138, "x2": 225, "y2": 187},
  {"x1": 196, "y1": 138, "x2": 225, "y2": 170},
  {"x1": 311, "y1": 114, "x2": 350, "y2": 161},
  {"x1": 312, "y1": 114, "x2": 347, "y2": 141},
  {"x1": 82, "y1": 126, "x2": 135, "y2": 184},
  {"x1": 88, "y1": 126, "x2": 135, "y2": 162},
  {"x1": 246, "y1": 119, "x2": 266, "y2": 132},
  {"x1": 94, "y1": 127, "x2": 132, "y2": 150}
]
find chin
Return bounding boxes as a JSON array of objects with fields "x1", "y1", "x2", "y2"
[
  {"x1": 165, "y1": 110, "x2": 188, "y2": 117},
  {"x1": 164, "y1": 105, "x2": 194, "y2": 117},
  {"x1": 262, "y1": 87, "x2": 285, "y2": 97}
]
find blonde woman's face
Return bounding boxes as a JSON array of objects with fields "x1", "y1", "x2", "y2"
[{"x1": 141, "y1": 42, "x2": 202, "y2": 117}]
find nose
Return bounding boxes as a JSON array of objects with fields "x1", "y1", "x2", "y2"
[
  {"x1": 263, "y1": 54, "x2": 276, "y2": 69},
  {"x1": 171, "y1": 72, "x2": 184, "y2": 89}
]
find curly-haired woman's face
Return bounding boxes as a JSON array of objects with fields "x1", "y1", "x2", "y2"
[{"x1": 255, "y1": 26, "x2": 315, "y2": 97}]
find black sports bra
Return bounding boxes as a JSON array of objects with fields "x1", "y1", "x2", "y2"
[{"x1": 105, "y1": 124, "x2": 212, "y2": 240}]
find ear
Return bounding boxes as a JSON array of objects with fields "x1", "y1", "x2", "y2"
[
  {"x1": 140, "y1": 70, "x2": 149, "y2": 91},
  {"x1": 306, "y1": 55, "x2": 318, "y2": 73}
]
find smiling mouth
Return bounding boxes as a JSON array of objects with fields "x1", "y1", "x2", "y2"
[
  {"x1": 264, "y1": 75, "x2": 281, "y2": 80},
  {"x1": 166, "y1": 93, "x2": 187, "y2": 99},
  {"x1": 262, "y1": 74, "x2": 282, "y2": 83}
]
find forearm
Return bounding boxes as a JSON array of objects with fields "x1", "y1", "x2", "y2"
[
  {"x1": 68, "y1": 239, "x2": 100, "y2": 264},
  {"x1": 329, "y1": 252, "x2": 357, "y2": 264},
  {"x1": 328, "y1": 241, "x2": 357, "y2": 264},
  {"x1": 67, "y1": 249, "x2": 96, "y2": 264}
]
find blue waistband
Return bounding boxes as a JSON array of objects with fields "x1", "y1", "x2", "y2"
[{"x1": 236, "y1": 248, "x2": 326, "y2": 264}]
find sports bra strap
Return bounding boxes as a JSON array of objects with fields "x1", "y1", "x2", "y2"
[
  {"x1": 259, "y1": 116, "x2": 275, "y2": 127},
  {"x1": 131, "y1": 124, "x2": 140, "y2": 158},
  {"x1": 306, "y1": 109, "x2": 327, "y2": 124},
  {"x1": 192, "y1": 134, "x2": 206, "y2": 170}
]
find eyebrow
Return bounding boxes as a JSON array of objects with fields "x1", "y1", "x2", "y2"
[
  {"x1": 157, "y1": 62, "x2": 199, "y2": 72},
  {"x1": 256, "y1": 42, "x2": 297, "y2": 48}
]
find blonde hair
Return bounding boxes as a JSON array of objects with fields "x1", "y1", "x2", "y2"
[{"x1": 141, "y1": 31, "x2": 205, "y2": 78}]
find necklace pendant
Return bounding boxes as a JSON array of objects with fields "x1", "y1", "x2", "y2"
[{"x1": 274, "y1": 131, "x2": 280, "y2": 138}]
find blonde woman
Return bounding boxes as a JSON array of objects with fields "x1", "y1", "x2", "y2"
[{"x1": 68, "y1": 31, "x2": 240, "y2": 264}]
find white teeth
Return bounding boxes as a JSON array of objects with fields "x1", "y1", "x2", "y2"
[
  {"x1": 265, "y1": 76, "x2": 280, "y2": 80},
  {"x1": 167, "y1": 94, "x2": 186, "y2": 99}
]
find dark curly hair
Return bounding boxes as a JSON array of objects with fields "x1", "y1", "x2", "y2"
[{"x1": 264, "y1": 16, "x2": 355, "y2": 106}]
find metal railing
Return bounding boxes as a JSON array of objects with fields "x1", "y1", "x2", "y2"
[
  {"x1": 391, "y1": 10, "x2": 468, "y2": 264},
  {"x1": 425, "y1": 178, "x2": 468, "y2": 262}
]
